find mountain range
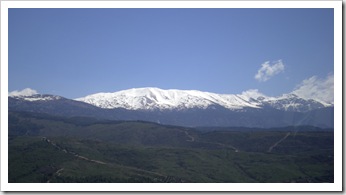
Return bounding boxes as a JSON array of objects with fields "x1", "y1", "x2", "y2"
[{"x1": 8, "y1": 87, "x2": 334, "y2": 128}]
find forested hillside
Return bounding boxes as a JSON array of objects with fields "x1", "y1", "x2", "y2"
[{"x1": 9, "y1": 111, "x2": 334, "y2": 183}]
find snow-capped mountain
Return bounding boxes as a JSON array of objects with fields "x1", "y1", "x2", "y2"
[
  {"x1": 9, "y1": 94, "x2": 63, "y2": 102},
  {"x1": 75, "y1": 87, "x2": 332, "y2": 112},
  {"x1": 262, "y1": 93, "x2": 331, "y2": 112},
  {"x1": 9, "y1": 93, "x2": 110, "y2": 119},
  {"x1": 8, "y1": 87, "x2": 334, "y2": 128},
  {"x1": 75, "y1": 87, "x2": 261, "y2": 110}
]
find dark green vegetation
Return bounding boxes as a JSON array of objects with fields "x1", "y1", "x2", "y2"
[{"x1": 9, "y1": 111, "x2": 334, "y2": 183}]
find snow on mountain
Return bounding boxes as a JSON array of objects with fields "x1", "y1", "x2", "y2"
[
  {"x1": 10, "y1": 94, "x2": 62, "y2": 102},
  {"x1": 9, "y1": 87, "x2": 332, "y2": 111},
  {"x1": 262, "y1": 93, "x2": 331, "y2": 112},
  {"x1": 8, "y1": 87, "x2": 334, "y2": 128},
  {"x1": 75, "y1": 87, "x2": 260, "y2": 110},
  {"x1": 75, "y1": 87, "x2": 332, "y2": 112},
  {"x1": 9, "y1": 88, "x2": 62, "y2": 102}
]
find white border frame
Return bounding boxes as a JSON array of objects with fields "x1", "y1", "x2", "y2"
[{"x1": 1, "y1": 0, "x2": 342, "y2": 192}]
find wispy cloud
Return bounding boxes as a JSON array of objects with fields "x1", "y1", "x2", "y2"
[
  {"x1": 254, "y1": 60, "x2": 285, "y2": 82},
  {"x1": 9, "y1": 88, "x2": 38, "y2": 97},
  {"x1": 241, "y1": 89, "x2": 267, "y2": 99},
  {"x1": 292, "y1": 73, "x2": 334, "y2": 104}
]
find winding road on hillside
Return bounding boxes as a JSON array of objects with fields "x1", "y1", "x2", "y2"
[
  {"x1": 47, "y1": 168, "x2": 64, "y2": 183},
  {"x1": 184, "y1": 131, "x2": 195, "y2": 142},
  {"x1": 42, "y1": 137, "x2": 175, "y2": 181},
  {"x1": 42, "y1": 137, "x2": 108, "y2": 165}
]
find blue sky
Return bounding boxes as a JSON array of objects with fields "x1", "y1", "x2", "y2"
[{"x1": 9, "y1": 8, "x2": 334, "y2": 99}]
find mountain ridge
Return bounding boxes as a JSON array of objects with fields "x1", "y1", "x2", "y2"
[
  {"x1": 8, "y1": 87, "x2": 334, "y2": 128},
  {"x1": 74, "y1": 87, "x2": 332, "y2": 112}
]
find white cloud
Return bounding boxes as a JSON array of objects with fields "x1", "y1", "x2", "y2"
[
  {"x1": 9, "y1": 88, "x2": 38, "y2": 97},
  {"x1": 254, "y1": 60, "x2": 285, "y2": 82},
  {"x1": 292, "y1": 73, "x2": 334, "y2": 104},
  {"x1": 241, "y1": 89, "x2": 267, "y2": 99}
]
